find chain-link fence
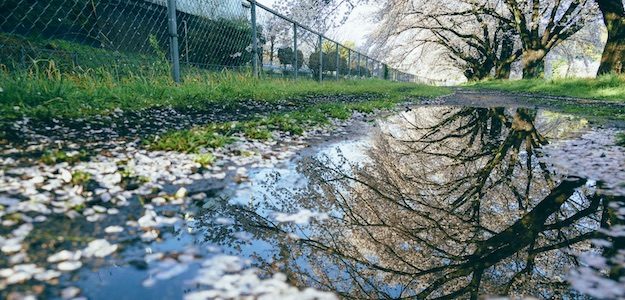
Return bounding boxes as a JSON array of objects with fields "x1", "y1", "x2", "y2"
[{"x1": 0, "y1": 0, "x2": 418, "y2": 82}]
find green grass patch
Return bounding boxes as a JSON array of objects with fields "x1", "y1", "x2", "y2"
[
  {"x1": 194, "y1": 153, "x2": 216, "y2": 167},
  {"x1": 617, "y1": 133, "x2": 625, "y2": 147},
  {"x1": 71, "y1": 171, "x2": 91, "y2": 186},
  {"x1": 1, "y1": 32, "x2": 449, "y2": 124},
  {"x1": 1, "y1": 33, "x2": 450, "y2": 147},
  {"x1": 40, "y1": 149, "x2": 89, "y2": 165},
  {"x1": 466, "y1": 75, "x2": 625, "y2": 102}
]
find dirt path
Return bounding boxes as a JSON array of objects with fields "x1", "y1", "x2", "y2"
[
  {"x1": 430, "y1": 88, "x2": 624, "y2": 108},
  {"x1": 420, "y1": 88, "x2": 625, "y2": 127}
]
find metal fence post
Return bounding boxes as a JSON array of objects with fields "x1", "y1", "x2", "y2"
[
  {"x1": 167, "y1": 0, "x2": 181, "y2": 83},
  {"x1": 383, "y1": 63, "x2": 386, "y2": 79},
  {"x1": 347, "y1": 49, "x2": 351, "y2": 77},
  {"x1": 72, "y1": 52, "x2": 78, "y2": 68},
  {"x1": 335, "y1": 43, "x2": 339, "y2": 81},
  {"x1": 293, "y1": 23, "x2": 298, "y2": 79},
  {"x1": 250, "y1": 0, "x2": 259, "y2": 78},
  {"x1": 318, "y1": 35, "x2": 323, "y2": 81},
  {"x1": 182, "y1": 19, "x2": 189, "y2": 64},
  {"x1": 357, "y1": 53, "x2": 361, "y2": 77},
  {"x1": 371, "y1": 58, "x2": 378, "y2": 78},
  {"x1": 19, "y1": 47, "x2": 26, "y2": 69},
  {"x1": 372, "y1": 60, "x2": 375, "y2": 78}
]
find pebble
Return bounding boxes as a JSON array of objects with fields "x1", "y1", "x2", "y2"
[
  {"x1": 61, "y1": 286, "x2": 81, "y2": 299},
  {"x1": 57, "y1": 261, "x2": 83, "y2": 272},
  {"x1": 83, "y1": 239, "x2": 118, "y2": 258},
  {"x1": 104, "y1": 226, "x2": 124, "y2": 234}
]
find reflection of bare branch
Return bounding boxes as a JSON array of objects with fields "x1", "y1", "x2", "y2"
[{"x1": 200, "y1": 106, "x2": 605, "y2": 299}]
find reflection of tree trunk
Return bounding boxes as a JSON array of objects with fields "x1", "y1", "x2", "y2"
[
  {"x1": 522, "y1": 49, "x2": 546, "y2": 78},
  {"x1": 489, "y1": 108, "x2": 505, "y2": 138},
  {"x1": 597, "y1": 0, "x2": 625, "y2": 75},
  {"x1": 418, "y1": 177, "x2": 587, "y2": 299},
  {"x1": 474, "y1": 177, "x2": 586, "y2": 263},
  {"x1": 603, "y1": 195, "x2": 625, "y2": 281}
]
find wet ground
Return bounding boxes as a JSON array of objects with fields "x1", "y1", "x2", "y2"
[{"x1": 1, "y1": 92, "x2": 625, "y2": 299}]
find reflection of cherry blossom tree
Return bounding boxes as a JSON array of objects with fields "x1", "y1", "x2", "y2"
[{"x1": 201, "y1": 106, "x2": 613, "y2": 299}]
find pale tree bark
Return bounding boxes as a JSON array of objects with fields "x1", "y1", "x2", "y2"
[{"x1": 597, "y1": 0, "x2": 625, "y2": 75}]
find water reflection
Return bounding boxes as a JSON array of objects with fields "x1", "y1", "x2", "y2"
[{"x1": 201, "y1": 106, "x2": 615, "y2": 299}]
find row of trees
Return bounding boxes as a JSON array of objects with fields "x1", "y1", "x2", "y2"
[{"x1": 370, "y1": 0, "x2": 625, "y2": 80}]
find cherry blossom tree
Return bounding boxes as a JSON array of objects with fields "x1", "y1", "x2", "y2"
[
  {"x1": 369, "y1": 0, "x2": 598, "y2": 80},
  {"x1": 596, "y1": 0, "x2": 625, "y2": 75}
]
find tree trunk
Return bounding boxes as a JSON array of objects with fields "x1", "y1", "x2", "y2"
[
  {"x1": 464, "y1": 58, "x2": 495, "y2": 81},
  {"x1": 597, "y1": 0, "x2": 625, "y2": 75},
  {"x1": 495, "y1": 63, "x2": 512, "y2": 79},
  {"x1": 464, "y1": 67, "x2": 490, "y2": 81},
  {"x1": 521, "y1": 49, "x2": 546, "y2": 79},
  {"x1": 495, "y1": 35, "x2": 514, "y2": 79}
]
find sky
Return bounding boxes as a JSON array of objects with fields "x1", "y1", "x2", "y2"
[{"x1": 256, "y1": 0, "x2": 380, "y2": 49}]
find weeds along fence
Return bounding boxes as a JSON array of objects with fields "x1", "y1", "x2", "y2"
[{"x1": 0, "y1": 0, "x2": 419, "y2": 83}]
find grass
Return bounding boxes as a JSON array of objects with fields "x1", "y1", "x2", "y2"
[
  {"x1": 40, "y1": 149, "x2": 90, "y2": 165},
  {"x1": 0, "y1": 33, "x2": 450, "y2": 151},
  {"x1": 194, "y1": 153, "x2": 216, "y2": 167},
  {"x1": 617, "y1": 133, "x2": 625, "y2": 147},
  {"x1": 465, "y1": 75, "x2": 625, "y2": 102},
  {"x1": 0, "y1": 67, "x2": 447, "y2": 122},
  {"x1": 1, "y1": 32, "x2": 447, "y2": 123}
]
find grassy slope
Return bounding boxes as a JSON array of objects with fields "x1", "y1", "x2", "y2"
[
  {"x1": 466, "y1": 75, "x2": 625, "y2": 102},
  {"x1": 0, "y1": 33, "x2": 447, "y2": 121},
  {"x1": 1, "y1": 33, "x2": 450, "y2": 152},
  {"x1": 0, "y1": 71, "x2": 447, "y2": 121},
  {"x1": 0, "y1": 68, "x2": 449, "y2": 151}
]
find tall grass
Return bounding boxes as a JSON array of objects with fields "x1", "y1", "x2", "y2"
[
  {"x1": 0, "y1": 61, "x2": 448, "y2": 122},
  {"x1": 466, "y1": 75, "x2": 625, "y2": 101}
]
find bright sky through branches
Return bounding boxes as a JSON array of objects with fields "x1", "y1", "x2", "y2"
[{"x1": 257, "y1": 0, "x2": 379, "y2": 48}]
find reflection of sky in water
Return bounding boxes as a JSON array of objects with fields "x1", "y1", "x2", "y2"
[
  {"x1": 57, "y1": 107, "x2": 625, "y2": 299},
  {"x1": 74, "y1": 133, "x2": 372, "y2": 299},
  {"x1": 228, "y1": 134, "x2": 371, "y2": 207}
]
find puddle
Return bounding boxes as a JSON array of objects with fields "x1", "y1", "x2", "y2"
[{"x1": 1, "y1": 106, "x2": 624, "y2": 299}]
